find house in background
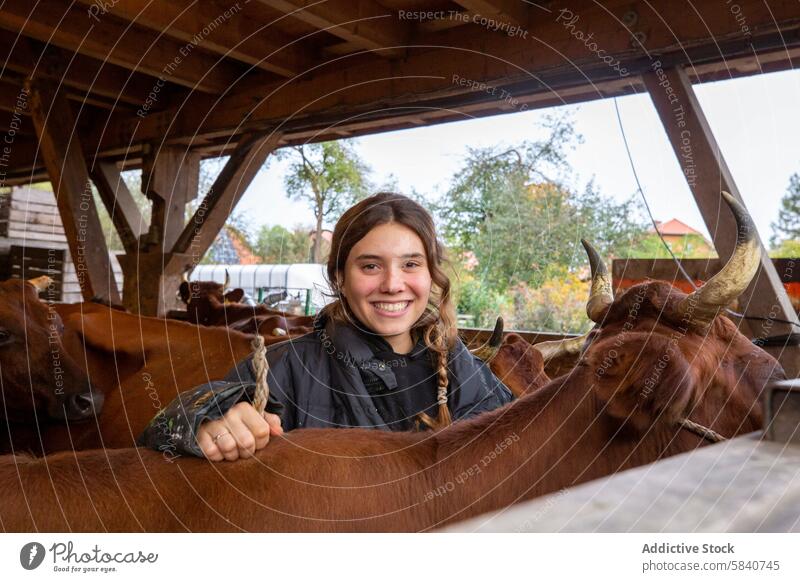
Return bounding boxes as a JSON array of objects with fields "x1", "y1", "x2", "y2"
[
  {"x1": 205, "y1": 225, "x2": 262, "y2": 265},
  {"x1": 650, "y1": 218, "x2": 716, "y2": 258}
]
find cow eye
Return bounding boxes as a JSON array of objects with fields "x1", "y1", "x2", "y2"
[{"x1": 0, "y1": 329, "x2": 11, "y2": 346}]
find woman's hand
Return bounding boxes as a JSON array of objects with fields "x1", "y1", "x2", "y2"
[{"x1": 197, "y1": 402, "x2": 283, "y2": 462}]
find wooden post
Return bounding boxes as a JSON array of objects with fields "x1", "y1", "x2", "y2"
[
  {"x1": 116, "y1": 251, "x2": 192, "y2": 317},
  {"x1": 90, "y1": 161, "x2": 146, "y2": 254},
  {"x1": 112, "y1": 144, "x2": 198, "y2": 315},
  {"x1": 27, "y1": 78, "x2": 120, "y2": 303},
  {"x1": 141, "y1": 144, "x2": 199, "y2": 252},
  {"x1": 644, "y1": 66, "x2": 800, "y2": 376},
  {"x1": 173, "y1": 133, "x2": 281, "y2": 261},
  {"x1": 117, "y1": 133, "x2": 279, "y2": 316}
]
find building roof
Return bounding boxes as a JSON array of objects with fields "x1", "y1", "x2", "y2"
[{"x1": 652, "y1": 219, "x2": 705, "y2": 237}]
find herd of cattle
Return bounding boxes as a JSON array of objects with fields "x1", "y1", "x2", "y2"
[{"x1": 0, "y1": 195, "x2": 786, "y2": 531}]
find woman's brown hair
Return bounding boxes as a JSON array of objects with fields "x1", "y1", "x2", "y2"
[{"x1": 321, "y1": 192, "x2": 457, "y2": 429}]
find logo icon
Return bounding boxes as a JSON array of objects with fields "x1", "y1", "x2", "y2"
[{"x1": 20, "y1": 542, "x2": 46, "y2": 570}]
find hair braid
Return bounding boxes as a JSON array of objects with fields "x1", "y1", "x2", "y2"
[{"x1": 417, "y1": 314, "x2": 453, "y2": 430}]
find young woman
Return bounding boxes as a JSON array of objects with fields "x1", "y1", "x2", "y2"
[{"x1": 139, "y1": 193, "x2": 512, "y2": 461}]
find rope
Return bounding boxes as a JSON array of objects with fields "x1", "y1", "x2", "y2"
[
  {"x1": 251, "y1": 335, "x2": 269, "y2": 414},
  {"x1": 678, "y1": 417, "x2": 726, "y2": 443}
]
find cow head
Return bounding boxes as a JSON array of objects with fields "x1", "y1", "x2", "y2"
[
  {"x1": 179, "y1": 271, "x2": 246, "y2": 325},
  {"x1": 546, "y1": 193, "x2": 784, "y2": 438},
  {"x1": 0, "y1": 277, "x2": 104, "y2": 423}
]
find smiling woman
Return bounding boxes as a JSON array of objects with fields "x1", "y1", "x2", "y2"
[{"x1": 139, "y1": 193, "x2": 513, "y2": 462}]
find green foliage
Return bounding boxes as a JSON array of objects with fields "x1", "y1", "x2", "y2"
[
  {"x1": 255, "y1": 224, "x2": 311, "y2": 264},
  {"x1": 509, "y1": 269, "x2": 594, "y2": 333},
  {"x1": 624, "y1": 233, "x2": 716, "y2": 259},
  {"x1": 436, "y1": 116, "x2": 648, "y2": 294},
  {"x1": 769, "y1": 239, "x2": 800, "y2": 258},
  {"x1": 278, "y1": 141, "x2": 371, "y2": 262},
  {"x1": 771, "y1": 173, "x2": 800, "y2": 247}
]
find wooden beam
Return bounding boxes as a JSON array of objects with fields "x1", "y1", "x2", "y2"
[
  {"x1": 452, "y1": 0, "x2": 530, "y2": 28},
  {"x1": 96, "y1": 0, "x2": 800, "y2": 152},
  {"x1": 644, "y1": 66, "x2": 800, "y2": 376},
  {"x1": 0, "y1": 82, "x2": 31, "y2": 116},
  {"x1": 90, "y1": 161, "x2": 146, "y2": 254},
  {"x1": 27, "y1": 79, "x2": 120, "y2": 303},
  {"x1": 0, "y1": 37, "x2": 171, "y2": 107},
  {"x1": 141, "y1": 144, "x2": 200, "y2": 252},
  {"x1": 257, "y1": 0, "x2": 408, "y2": 55},
  {"x1": 71, "y1": 0, "x2": 315, "y2": 78},
  {"x1": 0, "y1": 0, "x2": 244, "y2": 93},
  {"x1": 173, "y1": 133, "x2": 281, "y2": 260},
  {"x1": 116, "y1": 250, "x2": 192, "y2": 316}
]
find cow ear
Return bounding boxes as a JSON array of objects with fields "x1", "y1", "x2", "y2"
[
  {"x1": 179, "y1": 281, "x2": 191, "y2": 303},
  {"x1": 224, "y1": 289, "x2": 244, "y2": 304},
  {"x1": 585, "y1": 332, "x2": 697, "y2": 432},
  {"x1": 60, "y1": 308, "x2": 147, "y2": 373}
]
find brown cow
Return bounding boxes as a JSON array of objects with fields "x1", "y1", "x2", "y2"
[
  {"x1": 0, "y1": 277, "x2": 103, "y2": 441},
  {"x1": 178, "y1": 276, "x2": 315, "y2": 337},
  {"x1": 1, "y1": 301, "x2": 256, "y2": 454},
  {"x1": 5, "y1": 302, "x2": 540, "y2": 454},
  {"x1": 0, "y1": 194, "x2": 781, "y2": 532}
]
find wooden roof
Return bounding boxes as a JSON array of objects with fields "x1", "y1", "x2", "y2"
[{"x1": 1, "y1": 0, "x2": 799, "y2": 184}]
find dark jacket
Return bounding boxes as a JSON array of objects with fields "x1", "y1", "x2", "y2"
[{"x1": 138, "y1": 315, "x2": 512, "y2": 457}]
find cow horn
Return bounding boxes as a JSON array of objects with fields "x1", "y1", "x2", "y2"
[
  {"x1": 224, "y1": 269, "x2": 231, "y2": 290},
  {"x1": 27, "y1": 275, "x2": 53, "y2": 292},
  {"x1": 533, "y1": 330, "x2": 591, "y2": 363},
  {"x1": 677, "y1": 192, "x2": 760, "y2": 326},
  {"x1": 581, "y1": 239, "x2": 614, "y2": 323},
  {"x1": 470, "y1": 317, "x2": 504, "y2": 361},
  {"x1": 181, "y1": 270, "x2": 191, "y2": 284}
]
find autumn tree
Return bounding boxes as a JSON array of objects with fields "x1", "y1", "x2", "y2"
[
  {"x1": 279, "y1": 141, "x2": 371, "y2": 263},
  {"x1": 436, "y1": 116, "x2": 646, "y2": 294}
]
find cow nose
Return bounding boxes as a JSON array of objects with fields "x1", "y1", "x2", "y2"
[{"x1": 64, "y1": 390, "x2": 104, "y2": 421}]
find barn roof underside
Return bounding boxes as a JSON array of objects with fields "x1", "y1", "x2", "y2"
[{"x1": 1, "y1": 0, "x2": 799, "y2": 185}]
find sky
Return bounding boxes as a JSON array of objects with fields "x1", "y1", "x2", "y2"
[{"x1": 235, "y1": 68, "x2": 800, "y2": 244}]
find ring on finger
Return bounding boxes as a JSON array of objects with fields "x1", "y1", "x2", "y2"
[{"x1": 212, "y1": 431, "x2": 231, "y2": 444}]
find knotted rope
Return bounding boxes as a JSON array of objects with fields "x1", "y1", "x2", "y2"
[
  {"x1": 251, "y1": 335, "x2": 270, "y2": 414},
  {"x1": 678, "y1": 418, "x2": 726, "y2": 443}
]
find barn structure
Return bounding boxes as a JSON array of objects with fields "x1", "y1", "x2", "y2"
[{"x1": 1, "y1": 0, "x2": 799, "y2": 381}]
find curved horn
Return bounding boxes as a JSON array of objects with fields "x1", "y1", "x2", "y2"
[
  {"x1": 224, "y1": 269, "x2": 231, "y2": 290},
  {"x1": 581, "y1": 239, "x2": 614, "y2": 322},
  {"x1": 181, "y1": 270, "x2": 191, "y2": 284},
  {"x1": 470, "y1": 317, "x2": 504, "y2": 361},
  {"x1": 533, "y1": 330, "x2": 592, "y2": 363},
  {"x1": 677, "y1": 192, "x2": 760, "y2": 326},
  {"x1": 27, "y1": 275, "x2": 53, "y2": 292}
]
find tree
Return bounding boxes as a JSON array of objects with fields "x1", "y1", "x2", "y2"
[
  {"x1": 436, "y1": 116, "x2": 647, "y2": 293},
  {"x1": 771, "y1": 173, "x2": 800, "y2": 247},
  {"x1": 625, "y1": 233, "x2": 716, "y2": 259},
  {"x1": 278, "y1": 141, "x2": 371, "y2": 263},
  {"x1": 255, "y1": 224, "x2": 311, "y2": 264}
]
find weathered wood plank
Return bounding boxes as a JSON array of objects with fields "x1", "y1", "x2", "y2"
[
  {"x1": 71, "y1": 0, "x2": 315, "y2": 78},
  {"x1": 0, "y1": 0, "x2": 244, "y2": 93},
  {"x1": 28, "y1": 79, "x2": 120, "y2": 302},
  {"x1": 444, "y1": 433, "x2": 800, "y2": 532},
  {"x1": 172, "y1": 133, "x2": 280, "y2": 260},
  {"x1": 140, "y1": 145, "x2": 199, "y2": 252},
  {"x1": 91, "y1": 161, "x2": 145, "y2": 254}
]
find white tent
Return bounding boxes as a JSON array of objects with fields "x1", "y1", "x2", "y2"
[{"x1": 190, "y1": 264, "x2": 333, "y2": 314}]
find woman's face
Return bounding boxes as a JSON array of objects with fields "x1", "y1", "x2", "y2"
[{"x1": 341, "y1": 222, "x2": 433, "y2": 352}]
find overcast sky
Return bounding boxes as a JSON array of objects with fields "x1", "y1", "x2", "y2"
[{"x1": 236, "y1": 68, "x2": 800, "y2": 245}]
